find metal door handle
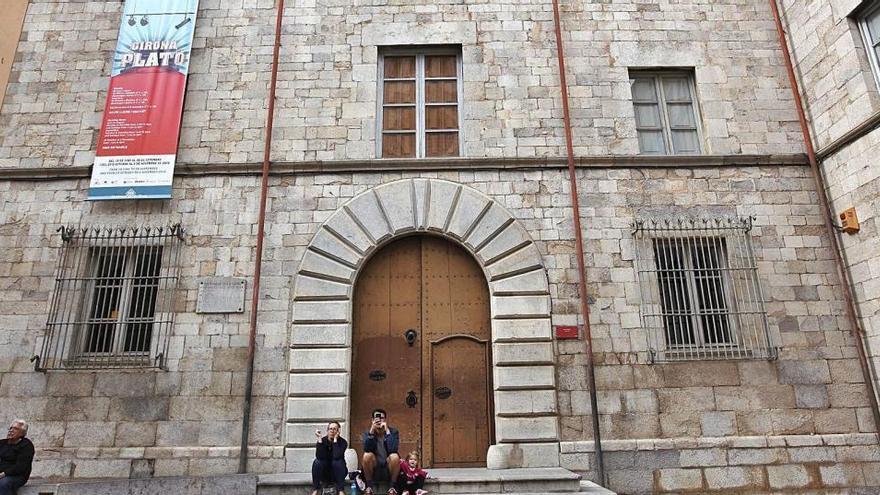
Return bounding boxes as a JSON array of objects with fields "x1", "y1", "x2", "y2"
[{"x1": 406, "y1": 390, "x2": 418, "y2": 408}]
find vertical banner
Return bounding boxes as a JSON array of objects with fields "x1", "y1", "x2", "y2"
[{"x1": 89, "y1": 0, "x2": 200, "y2": 200}]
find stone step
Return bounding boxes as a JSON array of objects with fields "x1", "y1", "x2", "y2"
[
  {"x1": 578, "y1": 480, "x2": 617, "y2": 494},
  {"x1": 258, "y1": 468, "x2": 583, "y2": 495}
]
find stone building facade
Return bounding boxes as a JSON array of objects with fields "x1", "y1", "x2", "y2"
[{"x1": 0, "y1": 0, "x2": 878, "y2": 494}]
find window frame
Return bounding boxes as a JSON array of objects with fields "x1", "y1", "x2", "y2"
[
  {"x1": 376, "y1": 46, "x2": 464, "y2": 159},
  {"x1": 77, "y1": 245, "x2": 163, "y2": 359},
  {"x1": 629, "y1": 70, "x2": 704, "y2": 155},
  {"x1": 653, "y1": 237, "x2": 739, "y2": 350},
  {"x1": 858, "y1": 1, "x2": 880, "y2": 88}
]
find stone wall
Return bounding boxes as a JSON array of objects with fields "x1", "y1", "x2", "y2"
[
  {"x1": 0, "y1": 0, "x2": 806, "y2": 168},
  {"x1": 2, "y1": 165, "x2": 878, "y2": 487},
  {"x1": 780, "y1": 0, "x2": 880, "y2": 415}
]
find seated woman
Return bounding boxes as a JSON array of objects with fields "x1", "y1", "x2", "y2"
[{"x1": 311, "y1": 421, "x2": 348, "y2": 495}]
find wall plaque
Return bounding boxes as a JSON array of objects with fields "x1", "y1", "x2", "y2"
[{"x1": 196, "y1": 277, "x2": 246, "y2": 314}]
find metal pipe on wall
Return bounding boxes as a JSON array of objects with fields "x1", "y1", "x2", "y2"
[
  {"x1": 550, "y1": 0, "x2": 606, "y2": 484},
  {"x1": 769, "y1": 0, "x2": 880, "y2": 436},
  {"x1": 240, "y1": 0, "x2": 286, "y2": 473}
]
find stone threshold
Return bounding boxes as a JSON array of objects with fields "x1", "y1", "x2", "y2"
[{"x1": 0, "y1": 154, "x2": 808, "y2": 181}]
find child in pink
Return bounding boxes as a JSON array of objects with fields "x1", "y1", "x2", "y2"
[{"x1": 395, "y1": 451, "x2": 428, "y2": 495}]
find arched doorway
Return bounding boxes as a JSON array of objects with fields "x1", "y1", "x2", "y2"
[{"x1": 351, "y1": 235, "x2": 493, "y2": 468}]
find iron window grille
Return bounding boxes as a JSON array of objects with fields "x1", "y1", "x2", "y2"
[
  {"x1": 633, "y1": 217, "x2": 774, "y2": 362},
  {"x1": 37, "y1": 225, "x2": 183, "y2": 371}
]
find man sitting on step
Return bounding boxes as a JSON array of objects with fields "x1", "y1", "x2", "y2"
[
  {"x1": 361, "y1": 409, "x2": 401, "y2": 495},
  {"x1": 0, "y1": 419, "x2": 34, "y2": 495}
]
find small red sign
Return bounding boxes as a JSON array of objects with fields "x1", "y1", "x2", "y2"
[{"x1": 555, "y1": 325, "x2": 579, "y2": 339}]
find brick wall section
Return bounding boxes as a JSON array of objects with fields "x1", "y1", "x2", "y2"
[
  {"x1": 779, "y1": 0, "x2": 880, "y2": 414},
  {"x1": 0, "y1": 0, "x2": 806, "y2": 168},
  {"x1": 1, "y1": 166, "x2": 877, "y2": 482}
]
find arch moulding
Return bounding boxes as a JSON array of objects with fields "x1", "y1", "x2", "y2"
[{"x1": 284, "y1": 178, "x2": 559, "y2": 472}]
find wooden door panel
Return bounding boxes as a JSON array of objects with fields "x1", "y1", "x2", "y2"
[
  {"x1": 431, "y1": 337, "x2": 490, "y2": 466},
  {"x1": 421, "y1": 236, "x2": 491, "y2": 467},
  {"x1": 354, "y1": 236, "x2": 491, "y2": 468},
  {"x1": 352, "y1": 237, "x2": 422, "y2": 458}
]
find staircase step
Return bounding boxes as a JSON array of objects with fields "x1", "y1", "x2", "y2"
[
  {"x1": 258, "y1": 467, "x2": 583, "y2": 494},
  {"x1": 578, "y1": 480, "x2": 616, "y2": 494}
]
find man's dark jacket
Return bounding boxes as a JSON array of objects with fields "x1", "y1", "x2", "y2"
[
  {"x1": 0, "y1": 437, "x2": 34, "y2": 482},
  {"x1": 362, "y1": 427, "x2": 400, "y2": 458}
]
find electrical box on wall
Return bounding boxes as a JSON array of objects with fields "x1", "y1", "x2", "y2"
[{"x1": 840, "y1": 207, "x2": 860, "y2": 234}]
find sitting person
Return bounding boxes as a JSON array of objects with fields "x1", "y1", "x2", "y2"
[
  {"x1": 311, "y1": 421, "x2": 348, "y2": 495},
  {"x1": 361, "y1": 409, "x2": 401, "y2": 495},
  {"x1": 395, "y1": 451, "x2": 428, "y2": 495},
  {"x1": 0, "y1": 419, "x2": 34, "y2": 495}
]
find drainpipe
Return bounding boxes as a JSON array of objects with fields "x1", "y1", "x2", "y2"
[
  {"x1": 551, "y1": 0, "x2": 606, "y2": 484},
  {"x1": 769, "y1": 0, "x2": 880, "y2": 435},
  {"x1": 239, "y1": 0, "x2": 286, "y2": 473}
]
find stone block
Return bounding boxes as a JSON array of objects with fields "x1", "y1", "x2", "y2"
[
  {"x1": 767, "y1": 464, "x2": 811, "y2": 489},
  {"x1": 324, "y1": 209, "x2": 374, "y2": 253},
  {"x1": 293, "y1": 275, "x2": 350, "y2": 299},
  {"x1": 346, "y1": 190, "x2": 392, "y2": 243},
  {"x1": 425, "y1": 181, "x2": 460, "y2": 232},
  {"x1": 492, "y1": 318, "x2": 552, "y2": 342},
  {"x1": 495, "y1": 390, "x2": 557, "y2": 415},
  {"x1": 298, "y1": 250, "x2": 355, "y2": 283},
  {"x1": 290, "y1": 323, "x2": 349, "y2": 347},
  {"x1": 288, "y1": 372, "x2": 348, "y2": 396},
  {"x1": 94, "y1": 374, "x2": 156, "y2": 398},
  {"x1": 491, "y1": 295, "x2": 550, "y2": 318},
  {"x1": 661, "y1": 362, "x2": 739, "y2": 387},
  {"x1": 778, "y1": 360, "x2": 832, "y2": 384},
  {"x1": 494, "y1": 366, "x2": 555, "y2": 390},
  {"x1": 292, "y1": 300, "x2": 350, "y2": 324},
  {"x1": 820, "y1": 463, "x2": 866, "y2": 487},
  {"x1": 485, "y1": 243, "x2": 543, "y2": 280},
  {"x1": 285, "y1": 447, "x2": 313, "y2": 472},
  {"x1": 285, "y1": 397, "x2": 347, "y2": 424},
  {"x1": 309, "y1": 229, "x2": 361, "y2": 267},
  {"x1": 679, "y1": 448, "x2": 727, "y2": 467},
  {"x1": 490, "y1": 269, "x2": 549, "y2": 296},
  {"x1": 63, "y1": 421, "x2": 116, "y2": 447},
  {"x1": 45, "y1": 373, "x2": 95, "y2": 397},
  {"x1": 704, "y1": 466, "x2": 765, "y2": 490},
  {"x1": 657, "y1": 468, "x2": 704, "y2": 491},
  {"x1": 71, "y1": 459, "x2": 132, "y2": 479},
  {"x1": 289, "y1": 348, "x2": 349, "y2": 372},
  {"x1": 478, "y1": 222, "x2": 531, "y2": 264},
  {"x1": 375, "y1": 180, "x2": 417, "y2": 234},
  {"x1": 495, "y1": 417, "x2": 558, "y2": 442},
  {"x1": 657, "y1": 387, "x2": 715, "y2": 412},
  {"x1": 466, "y1": 203, "x2": 514, "y2": 250},
  {"x1": 493, "y1": 342, "x2": 553, "y2": 365},
  {"x1": 701, "y1": 411, "x2": 736, "y2": 436},
  {"x1": 795, "y1": 385, "x2": 829, "y2": 408}
]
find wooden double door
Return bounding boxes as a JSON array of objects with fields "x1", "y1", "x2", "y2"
[{"x1": 352, "y1": 236, "x2": 492, "y2": 468}]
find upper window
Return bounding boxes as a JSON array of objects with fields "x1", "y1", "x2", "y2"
[
  {"x1": 378, "y1": 47, "x2": 462, "y2": 158},
  {"x1": 633, "y1": 217, "x2": 774, "y2": 362},
  {"x1": 38, "y1": 225, "x2": 184, "y2": 370},
  {"x1": 630, "y1": 70, "x2": 702, "y2": 155},
  {"x1": 858, "y1": 2, "x2": 880, "y2": 85}
]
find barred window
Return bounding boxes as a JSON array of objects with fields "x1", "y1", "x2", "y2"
[
  {"x1": 38, "y1": 225, "x2": 183, "y2": 370},
  {"x1": 633, "y1": 217, "x2": 774, "y2": 362}
]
